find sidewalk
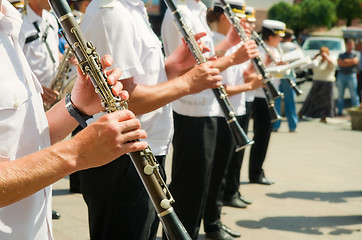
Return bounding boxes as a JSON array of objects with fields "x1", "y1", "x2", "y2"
[{"x1": 52, "y1": 82, "x2": 362, "y2": 240}]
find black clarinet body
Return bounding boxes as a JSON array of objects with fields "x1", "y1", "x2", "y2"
[
  {"x1": 251, "y1": 30, "x2": 303, "y2": 96},
  {"x1": 49, "y1": 0, "x2": 191, "y2": 239},
  {"x1": 163, "y1": 0, "x2": 254, "y2": 152},
  {"x1": 218, "y1": 0, "x2": 282, "y2": 101},
  {"x1": 263, "y1": 88, "x2": 282, "y2": 123}
]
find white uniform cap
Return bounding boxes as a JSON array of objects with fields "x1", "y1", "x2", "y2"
[
  {"x1": 245, "y1": 6, "x2": 256, "y2": 22},
  {"x1": 262, "y1": 19, "x2": 286, "y2": 37},
  {"x1": 214, "y1": 0, "x2": 246, "y2": 18},
  {"x1": 9, "y1": 0, "x2": 24, "y2": 9}
]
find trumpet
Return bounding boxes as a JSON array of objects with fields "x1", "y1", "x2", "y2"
[
  {"x1": 48, "y1": 0, "x2": 191, "y2": 239},
  {"x1": 251, "y1": 30, "x2": 303, "y2": 96},
  {"x1": 163, "y1": 0, "x2": 254, "y2": 152}
]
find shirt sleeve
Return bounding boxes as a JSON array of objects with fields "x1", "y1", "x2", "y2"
[{"x1": 81, "y1": 5, "x2": 144, "y2": 79}]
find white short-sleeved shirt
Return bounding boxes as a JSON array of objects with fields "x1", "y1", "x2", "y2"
[
  {"x1": 254, "y1": 43, "x2": 281, "y2": 99},
  {"x1": 215, "y1": 39, "x2": 246, "y2": 116},
  {"x1": 19, "y1": 5, "x2": 59, "y2": 88},
  {"x1": 161, "y1": 0, "x2": 221, "y2": 117},
  {"x1": 82, "y1": 0, "x2": 173, "y2": 155},
  {"x1": 0, "y1": 2, "x2": 52, "y2": 239}
]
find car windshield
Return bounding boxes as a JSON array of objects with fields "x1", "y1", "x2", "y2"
[{"x1": 303, "y1": 40, "x2": 342, "y2": 51}]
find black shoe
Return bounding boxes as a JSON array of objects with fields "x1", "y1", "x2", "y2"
[
  {"x1": 52, "y1": 210, "x2": 61, "y2": 220},
  {"x1": 206, "y1": 228, "x2": 236, "y2": 240},
  {"x1": 221, "y1": 224, "x2": 241, "y2": 238},
  {"x1": 223, "y1": 197, "x2": 247, "y2": 208},
  {"x1": 250, "y1": 177, "x2": 275, "y2": 185}
]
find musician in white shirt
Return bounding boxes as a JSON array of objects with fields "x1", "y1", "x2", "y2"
[{"x1": 0, "y1": 1, "x2": 146, "y2": 239}]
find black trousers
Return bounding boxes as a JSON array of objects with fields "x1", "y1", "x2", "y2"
[
  {"x1": 80, "y1": 154, "x2": 166, "y2": 240},
  {"x1": 203, "y1": 117, "x2": 235, "y2": 232},
  {"x1": 167, "y1": 112, "x2": 218, "y2": 240},
  {"x1": 249, "y1": 98, "x2": 272, "y2": 180},
  {"x1": 223, "y1": 101, "x2": 252, "y2": 200}
]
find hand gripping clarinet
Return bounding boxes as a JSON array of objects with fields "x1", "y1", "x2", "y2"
[
  {"x1": 251, "y1": 30, "x2": 303, "y2": 96},
  {"x1": 163, "y1": 0, "x2": 254, "y2": 152},
  {"x1": 218, "y1": 0, "x2": 282, "y2": 101},
  {"x1": 48, "y1": 0, "x2": 191, "y2": 239}
]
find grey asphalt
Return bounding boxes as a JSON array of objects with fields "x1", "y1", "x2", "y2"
[{"x1": 52, "y1": 81, "x2": 362, "y2": 240}]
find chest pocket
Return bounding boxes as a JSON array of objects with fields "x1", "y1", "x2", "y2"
[
  {"x1": 0, "y1": 81, "x2": 30, "y2": 159},
  {"x1": 140, "y1": 27, "x2": 163, "y2": 75}
]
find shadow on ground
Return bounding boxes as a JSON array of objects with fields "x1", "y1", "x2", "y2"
[
  {"x1": 267, "y1": 191, "x2": 362, "y2": 203},
  {"x1": 237, "y1": 215, "x2": 362, "y2": 235}
]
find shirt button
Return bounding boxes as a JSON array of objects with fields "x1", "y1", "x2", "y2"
[{"x1": 13, "y1": 99, "x2": 20, "y2": 109}]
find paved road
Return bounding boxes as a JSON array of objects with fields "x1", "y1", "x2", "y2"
[{"x1": 52, "y1": 81, "x2": 362, "y2": 240}]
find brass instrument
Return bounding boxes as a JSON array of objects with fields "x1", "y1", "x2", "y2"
[
  {"x1": 163, "y1": 0, "x2": 254, "y2": 152},
  {"x1": 44, "y1": 47, "x2": 76, "y2": 111},
  {"x1": 251, "y1": 30, "x2": 303, "y2": 96},
  {"x1": 48, "y1": 0, "x2": 191, "y2": 239}
]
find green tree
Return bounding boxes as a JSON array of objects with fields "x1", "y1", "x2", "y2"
[
  {"x1": 337, "y1": 0, "x2": 362, "y2": 26},
  {"x1": 268, "y1": 2, "x2": 301, "y2": 34},
  {"x1": 298, "y1": 0, "x2": 337, "y2": 30}
]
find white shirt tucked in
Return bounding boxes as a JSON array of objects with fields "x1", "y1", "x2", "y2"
[
  {"x1": 0, "y1": 2, "x2": 52, "y2": 240},
  {"x1": 82, "y1": 0, "x2": 173, "y2": 155},
  {"x1": 161, "y1": 0, "x2": 221, "y2": 117}
]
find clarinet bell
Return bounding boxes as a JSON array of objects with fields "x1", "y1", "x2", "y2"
[
  {"x1": 268, "y1": 101, "x2": 282, "y2": 123},
  {"x1": 286, "y1": 78, "x2": 303, "y2": 96},
  {"x1": 266, "y1": 81, "x2": 282, "y2": 100},
  {"x1": 228, "y1": 119, "x2": 254, "y2": 152}
]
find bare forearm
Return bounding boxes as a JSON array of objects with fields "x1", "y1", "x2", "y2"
[
  {"x1": 224, "y1": 83, "x2": 253, "y2": 96},
  {"x1": 0, "y1": 141, "x2": 77, "y2": 208},
  {"x1": 212, "y1": 54, "x2": 235, "y2": 73},
  {"x1": 125, "y1": 78, "x2": 191, "y2": 116},
  {"x1": 46, "y1": 98, "x2": 79, "y2": 145}
]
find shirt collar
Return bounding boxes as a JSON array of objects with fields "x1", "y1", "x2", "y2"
[{"x1": 0, "y1": 0, "x2": 23, "y2": 38}]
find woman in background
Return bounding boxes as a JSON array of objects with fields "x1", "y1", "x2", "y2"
[{"x1": 299, "y1": 46, "x2": 337, "y2": 123}]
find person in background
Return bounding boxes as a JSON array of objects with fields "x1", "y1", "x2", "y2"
[
  {"x1": 0, "y1": 2, "x2": 146, "y2": 240},
  {"x1": 161, "y1": 0, "x2": 259, "y2": 238},
  {"x1": 336, "y1": 38, "x2": 360, "y2": 115},
  {"x1": 223, "y1": 4, "x2": 258, "y2": 210},
  {"x1": 204, "y1": 1, "x2": 263, "y2": 239},
  {"x1": 19, "y1": 0, "x2": 62, "y2": 107},
  {"x1": 356, "y1": 39, "x2": 362, "y2": 106},
  {"x1": 299, "y1": 46, "x2": 337, "y2": 123},
  {"x1": 272, "y1": 28, "x2": 299, "y2": 132},
  {"x1": 248, "y1": 19, "x2": 285, "y2": 185}
]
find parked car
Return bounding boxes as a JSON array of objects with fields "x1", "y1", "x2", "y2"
[{"x1": 300, "y1": 36, "x2": 346, "y2": 80}]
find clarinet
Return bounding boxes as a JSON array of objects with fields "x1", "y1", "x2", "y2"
[
  {"x1": 263, "y1": 88, "x2": 282, "y2": 123},
  {"x1": 48, "y1": 1, "x2": 191, "y2": 239},
  {"x1": 218, "y1": 0, "x2": 282, "y2": 101},
  {"x1": 251, "y1": 30, "x2": 303, "y2": 96},
  {"x1": 163, "y1": 0, "x2": 254, "y2": 152}
]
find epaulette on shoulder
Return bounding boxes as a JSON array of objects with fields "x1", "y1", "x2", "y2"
[{"x1": 99, "y1": 0, "x2": 117, "y2": 8}]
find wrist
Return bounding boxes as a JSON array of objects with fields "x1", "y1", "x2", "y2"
[{"x1": 65, "y1": 93, "x2": 93, "y2": 128}]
